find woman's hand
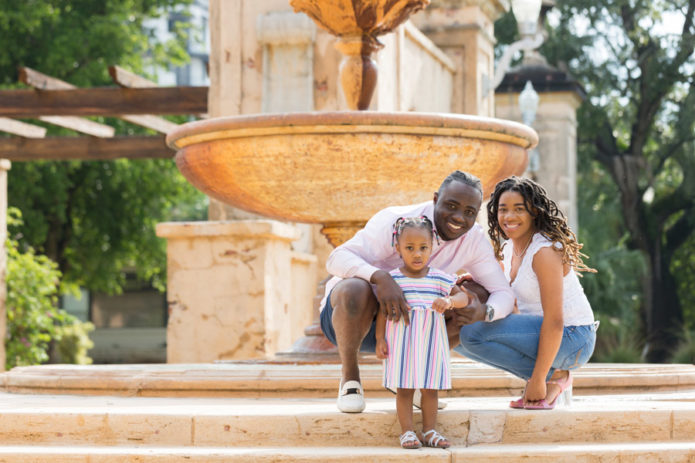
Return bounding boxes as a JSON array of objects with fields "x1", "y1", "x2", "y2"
[{"x1": 523, "y1": 375, "x2": 548, "y2": 403}]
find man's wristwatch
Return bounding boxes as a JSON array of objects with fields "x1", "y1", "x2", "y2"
[{"x1": 485, "y1": 303, "x2": 495, "y2": 322}]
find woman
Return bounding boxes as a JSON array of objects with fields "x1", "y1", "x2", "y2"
[{"x1": 456, "y1": 176, "x2": 598, "y2": 409}]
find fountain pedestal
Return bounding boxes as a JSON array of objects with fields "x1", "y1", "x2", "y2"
[{"x1": 156, "y1": 221, "x2": 317, "y2": 362}]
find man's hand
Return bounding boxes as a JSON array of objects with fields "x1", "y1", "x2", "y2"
[
  {"x1": 375, "y1": 338, "x2": 389, "y2": 359},
  {"x1": 371, "y1": 270, "x2": 410, "y2": 325}
]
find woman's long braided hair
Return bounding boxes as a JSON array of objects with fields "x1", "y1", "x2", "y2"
[{"x1": 487, "y1": 176, "x2": 595, "y2": 273}]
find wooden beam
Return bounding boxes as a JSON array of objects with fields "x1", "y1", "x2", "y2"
[
  {"x1": 109, "y1": 65, "x2": 158, "y2": 88},
  {"x1": 0, "y1": 87, "x2": 208, "y2": 117},
  {"x1": 38, "y1": 116, "x2": 115, "y2": 138},
  {"x1": 19, "y1": 66, "x2": 180, "y2": 134},
  {"x1": 0, "y1": 117, "x2": 46, "y2": 138},
  {"x1": 18, "y1": 67, "x2": 116, "y2": 137},
  {"x1": 120, "y1": 114, "x2": 179, "y2": 133},
  {"x1": 19, "y1": 66, "x2": 74, "y2": 90},
  {"x1": 107, "y1": 66, "x2": 180, "y2": 132},
  {"x1": 0, "y1": 136, "x2": 174, "y2": 161}
]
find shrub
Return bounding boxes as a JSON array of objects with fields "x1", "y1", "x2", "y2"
[{"x1": 6, "y1": 208, "x2": 93, "y2": 369}]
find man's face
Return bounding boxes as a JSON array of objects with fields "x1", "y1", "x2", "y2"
[{"x1": 433, "y1": 181, "x2": 482, "y2": 241}]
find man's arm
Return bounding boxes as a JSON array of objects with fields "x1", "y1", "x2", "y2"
[
  {"x1": 325, "y1": 209, "x2": 394, "y2": 281},
  {"x1": 325, "y1": 208, "x2": 411, "y2": 323}
]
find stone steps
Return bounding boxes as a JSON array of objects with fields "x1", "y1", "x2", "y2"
[
  {"x1": 2, "y1": 362, "x2": 695, "y2": 462},
  {"x1": 4, "y1": 360, "x2": 695, "y2": 397},
  {"x1": 0, "y1": 442, "x2": 694, "y2": 463},
  {"x1": 0, "y1": 392, "x2": 693, "y2": 447}
]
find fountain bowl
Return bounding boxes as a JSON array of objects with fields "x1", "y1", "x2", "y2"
[{"x1": 166, "y1": 111, "x2": 537, "y2": 242}]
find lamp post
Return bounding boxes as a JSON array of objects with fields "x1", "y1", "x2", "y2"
[{"x1": 484, "y1": 0, "x2": 544, "y2": 95}]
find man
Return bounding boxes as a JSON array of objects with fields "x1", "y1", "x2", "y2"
[{"x1": 319, "y1": 170, "x2": 515, "y2": 412}]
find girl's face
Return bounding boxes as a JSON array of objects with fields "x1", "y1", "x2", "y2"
[
  {"x1": 497, "y1": 190, "x2": 535, "y2": 241},
  {"x1": 395, "y1": 226, "x2": 433, "y2": 274}
]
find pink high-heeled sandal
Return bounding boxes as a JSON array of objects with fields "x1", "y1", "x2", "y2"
[{"x1": 524, "y1": 371, "x2": 573, "y2": 410}]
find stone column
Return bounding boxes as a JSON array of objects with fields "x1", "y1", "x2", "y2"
[
  {"x1": 0, "y1": 159, "x2": 10, "y2": 371},
  {"x1": 495, "y1": 65, "x2": 584, "y2": 231},
  {"x1": 410, "y1": 0, "x2": 508, "y2": 116},
  {"x1": 156, "y1": 221, "x2": 317, "y2": 362}
]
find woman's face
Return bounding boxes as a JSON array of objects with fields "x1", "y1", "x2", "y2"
[{"x1": 497, "y1": 190, "x2": 535, "y2": 240}]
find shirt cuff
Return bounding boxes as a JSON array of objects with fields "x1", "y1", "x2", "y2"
[{"x1": 356, "y1": 265, "x2": 382, "y2": 283}]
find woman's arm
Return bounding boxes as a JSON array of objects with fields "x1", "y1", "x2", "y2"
[{"x1": 525, "y1": 246, "x2": 565, "y2": 402}]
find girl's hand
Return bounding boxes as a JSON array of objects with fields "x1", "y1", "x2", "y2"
[
  {"x1": 523, "y1": 375, "x2": 548, "y2": 403},
  {"x1": 432, "y1": 297, "x2": 452, "y2": 313},
  {"x1": 375, "y1": 338, "x2": 389, "y2": 359}
]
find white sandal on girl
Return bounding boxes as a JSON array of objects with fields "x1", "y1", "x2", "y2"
[
  {"x1": 399, "y1": 430, "x2": 422, "y2": 449},
  {"x1": 422, "y1": 429, "x2": 450, "y2": 448}
]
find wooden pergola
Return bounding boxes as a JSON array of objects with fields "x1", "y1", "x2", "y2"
[
  {"x1": 0, "y1": 66, "x2": 208, "y2": 161},
  {"x1": 0, "y1": 66, "x2": 210, "y2": 370}
]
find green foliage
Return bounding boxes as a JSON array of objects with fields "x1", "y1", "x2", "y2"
[
  {"x1": 10, "y1": 159, "x2": 207, "y2": 293},
  {"x1": 672, "y1": 228, "x2": 695, "y2": 329},
  {"x1": 529, "y1": 0, "x2": 695, "y2": 360},
  {"x1": 669, "y1": 328, "x2": 695, "y2": 364},
  {"x1": 6, "y1": 208, "x2": 93, "y2": 369},
  {"x1": 0, "y1": 0, "x2": 193, "y2": 86},
  {"x1": 52, "y1": 320, "x2": 95, "y2": 365},
  {"x1": 0, "y1": 0, "x2": 207, "y2": 294},
  {"x1": 592, "y1": 313, "x2": 645, "y2": 363}
]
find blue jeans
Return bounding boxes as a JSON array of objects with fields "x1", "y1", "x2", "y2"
[{"x1": 454, "y1": 314, "x2": 597, "y2": 381}]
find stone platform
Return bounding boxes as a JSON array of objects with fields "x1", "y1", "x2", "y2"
[
  {"x1": 1, "y1": 359, "x2": 694, "y2": 462},
  {"x1": 3, "y1": 357, "x2": 695, "y2": 398}
]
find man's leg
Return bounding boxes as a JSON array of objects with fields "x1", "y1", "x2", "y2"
[
  {"x1": 330, "y1": 278, "x2": 379, "y2": 383},
  {"x1": 328, "y1": 278, "x2": 378, "y2": 412}
]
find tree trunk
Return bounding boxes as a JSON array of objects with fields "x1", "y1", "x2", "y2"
[{"x1": 644, "y1": 243, "x2": 683, "y2": 362}]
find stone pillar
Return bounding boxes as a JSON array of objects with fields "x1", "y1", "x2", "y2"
[
  {"x1": 495, "y1": 65, "x2": 585, "y2": 231},
  {"x1": 156, "y1": 221, "x2": 317, "y2": 362},
  {"x1": 410, "y1": 0, "x2": 508, "y2": 116},
  {"x1": 0, "y1": 160, "x2": 9, "y2": 371}
]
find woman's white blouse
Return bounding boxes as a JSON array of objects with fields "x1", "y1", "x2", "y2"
[{"x1": 502, "y1": 233, "x2": 594, "y2": 326}]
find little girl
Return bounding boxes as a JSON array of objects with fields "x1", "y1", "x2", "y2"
[
  {"x1": 375, "y1": 217, "x2": 469, "y2": 449},
  {"x1": 457, "y1": 176, "x2": 598, "y2": 410}
]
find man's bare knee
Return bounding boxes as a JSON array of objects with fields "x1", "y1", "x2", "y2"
[{"x1": 331, "y1": 278, "x2": 376, "y2": 319}]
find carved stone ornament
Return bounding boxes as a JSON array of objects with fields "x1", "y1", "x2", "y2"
[{"x1": 290, "y1": 0, "x2": 430, "y2": 109}]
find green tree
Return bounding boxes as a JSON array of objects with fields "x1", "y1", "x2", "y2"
[
  {"x1": 0, "y1": 0, "x2": 206, "y2": 293},
  {"x1": 536, "y1": 0, "x2": 695, "y2": 361}
]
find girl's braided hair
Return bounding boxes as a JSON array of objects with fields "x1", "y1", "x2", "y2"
[
  {"x1": 392, "y1": 216, "x2": 437, "y2": 246},
  {"x1": 487, "y1": 176, "x2": 595, "y2": 274}
]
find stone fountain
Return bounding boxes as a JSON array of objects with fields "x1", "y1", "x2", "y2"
[
  {"x1": 163, "y1": 0, "x2": 537, "y2": 360},
  {"x1": 167, "y1": 0, "x2": 537, "y2": 248}
]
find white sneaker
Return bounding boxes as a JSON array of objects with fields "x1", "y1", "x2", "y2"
[
  {"x1": 337, "y1": 380, "x2": 365, "y2": 413},
  {"x1": 386, "y1": 387, "x2": 447, "y2": 410}
]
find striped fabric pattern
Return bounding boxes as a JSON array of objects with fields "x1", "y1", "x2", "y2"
[{"x1": 383, "y1": 268, "x2": 455, "y2": 390}]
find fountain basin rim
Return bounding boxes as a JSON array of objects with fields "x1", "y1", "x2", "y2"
[{"x1": 166, "y1": 111, "x2": 538, "y2": 151}]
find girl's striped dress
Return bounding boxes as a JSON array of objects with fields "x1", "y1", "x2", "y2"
[{"x1": 383, "y1": 267, "x2": 455, "y2": 390}]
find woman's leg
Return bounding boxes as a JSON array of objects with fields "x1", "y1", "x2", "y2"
[
  {"x1": 544, "y1": 324, "x2": 598, "y2": 403},
  {"x1": 455, "y1": 316, "x2": 598, "y2": 382},
  {"x1": 455, "y1": 314, "x2": 544, "y2": 380}
]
